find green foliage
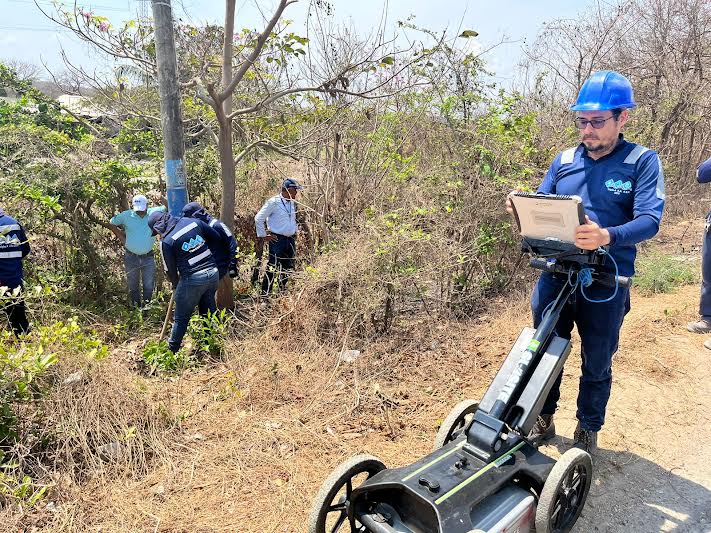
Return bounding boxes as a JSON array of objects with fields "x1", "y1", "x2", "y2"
[
  {"x1": 142, "y1": 340, "x2": 192, "y2": 372},
  {"x1": 0, "y1": 315, "x2": 107, "y2": 506},
  {"x1": 188, "y1": 310, "x2": 232, "y2": 357},
  {"x1": 115, "y1": 117, "x2": 159, "y2": 157},
  {"x1": 0, "y1": 63, "x2": 88, "y2": 141},
  {"x1": 634, "y1": 254, "x2": 697, "y2": 295},
  {"x1": 0, "y1": 468, "x2": 48, "y2": 508}
]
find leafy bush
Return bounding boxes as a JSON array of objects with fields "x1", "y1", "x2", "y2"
[
  {"x1": 142, "y1": 340, "x2": 192, "y2": 372},
  {"x1": 188, "y1": 309, "x2": 232, "y2": 357},
  {"x1": 634, "y1": 254, "x2": 697, "y2": 295}
]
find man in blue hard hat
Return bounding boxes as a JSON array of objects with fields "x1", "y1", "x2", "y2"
[
  {"x1": 687, "y1": 155, "x2": 711, "y2": 345},
  {"x1": 506, "y1": 70, "x2": 666, "y2": 453}
]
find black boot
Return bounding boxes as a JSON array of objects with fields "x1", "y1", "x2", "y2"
[
  {"x1": 573, "y1": 423, "x2": 598, "y2": 454},
  {"x1": 527, "y1": 414, "x2": 556, "y2": 443}
]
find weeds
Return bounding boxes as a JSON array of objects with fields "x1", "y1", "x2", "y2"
[
  {"x1": 142, "y1": 340, "x2": 193, "y2": 372},
  {"x1": 634, "y1": 253, "x2": 698, "y2": 295},
  {"x1": 0, "y1": 316, "x2": 110, "y2": 506},
  {"x1": 188, "y1": 309, "x2": 232, "y2": 357}
]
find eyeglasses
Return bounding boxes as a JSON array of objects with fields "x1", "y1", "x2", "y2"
[{"x1": 574, "y1": 116, "x2": 617, "y2": 129}]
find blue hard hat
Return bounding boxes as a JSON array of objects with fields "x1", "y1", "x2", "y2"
[{"x1": 570, "y1": 70, "x2": 636, "y2": 111}]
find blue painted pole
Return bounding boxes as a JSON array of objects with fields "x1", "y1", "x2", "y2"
[
  {"x1": 165, "y1": 158, "x2": 188, "y2": 216},
  {"x1": 152, "y1": 0, "x2": 189, "y2": 216}
]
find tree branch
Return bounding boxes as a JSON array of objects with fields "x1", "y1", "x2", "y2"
[
  {"x1": 234, "y1": 139, "x2": 300, "y2": 166},
  {"x1": 219, "y1": 0, "x2": 299, "y2": 102}
]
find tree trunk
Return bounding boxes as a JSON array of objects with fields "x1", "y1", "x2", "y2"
[{"x1": 217, "y1": 0, "x2": 237, "y2": 309}]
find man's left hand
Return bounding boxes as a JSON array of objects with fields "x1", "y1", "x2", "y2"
[{"x1": 575, "y1": 216, "x2": 611, "y2": 250}]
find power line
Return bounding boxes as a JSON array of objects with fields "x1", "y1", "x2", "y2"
[
  {"x1": 7, "y1": 0, "x2": 132, "y2": 12},
  {"x1": 0, "y1": 25, "x2": 72, "y2": 32}
]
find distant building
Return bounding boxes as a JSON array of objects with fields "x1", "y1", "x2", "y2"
[{"x1": 56, "y1": 94, "x2": 103, "y2": 118}]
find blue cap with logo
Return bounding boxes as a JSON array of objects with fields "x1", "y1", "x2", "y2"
[{"x1": 281, "y1": 178, "x2": 303, "y2": 190}]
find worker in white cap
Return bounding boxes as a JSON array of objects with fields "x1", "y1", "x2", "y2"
[{"x1": 109, "y1": 194, "x2": 166, "y2": 306}]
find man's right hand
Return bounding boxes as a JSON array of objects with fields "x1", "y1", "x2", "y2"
[
  {"x1": 506, "y1": 189, "x2": 523, "y2": 214},
  {"x1": 262, "y1": 234, "x2": 277, "y2": 242},
  {"x1": 110, "y1": 226, "x2": 126, "y2": 245}
]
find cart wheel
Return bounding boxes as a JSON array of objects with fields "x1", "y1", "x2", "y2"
[
  {"x1": 535, "y1": 447, "x2": 593, "y2": 533},
  {"x1": 308, "y1": 454, "x2": 386, "y2": 533},
  {"x1": 432, "y1": 399, "x2": 479, "y2": 451}
]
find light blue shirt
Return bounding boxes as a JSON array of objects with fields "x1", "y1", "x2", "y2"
[
  {"x1": 110, "y1": 206, "x2": 166, "y2": 255},
  {"x1": 254, "y1": 195, "x2": 297, "y2": 238}
]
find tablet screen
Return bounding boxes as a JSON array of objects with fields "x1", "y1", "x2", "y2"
[{"x1": 510, "y1": 193, "x2": 586, "y2": 243}]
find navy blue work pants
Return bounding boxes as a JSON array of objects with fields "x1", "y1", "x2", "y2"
[
  {"x1": 261, "y1": 234, "x2": 296, "y2": 295},
  {"x1": 168, "y1": 267, "x2": 219, "y2": 353},
  {"x1": 531, "y1": 272, "x2": 630, "y2": 432},
  {"x1": 699, "y1": 217, "x2": 711, "y2": 320},
  {"x1": 1, "y1": 284, "x2": 30, "y2": 337}
]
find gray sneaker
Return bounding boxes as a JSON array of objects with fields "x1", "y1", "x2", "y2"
[
  {"x1": 573, "y1": 423, "x2": 598, "y2": 454},
  {"x1": 687, "y1": 320, "x2": 711, "y2": 333},
  {"x1": 704, "y1": 338, "x2": 711, "y2": 350},
  {"x1": 527, "y1": 414, "x2": 556, "y2": 443}
]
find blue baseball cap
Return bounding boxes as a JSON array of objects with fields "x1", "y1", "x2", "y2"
[{"x1": 281, "y1": 178, "x2": 303, "y2": 190}]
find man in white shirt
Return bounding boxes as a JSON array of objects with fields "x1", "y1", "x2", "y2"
[{"x1": 254, "y1": 178, "x2": 302, "y2": 294}]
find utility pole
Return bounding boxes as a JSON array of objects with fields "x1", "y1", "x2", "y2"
[{"x1": 151, "y1": 0, "x2": 188, "y2": 216}]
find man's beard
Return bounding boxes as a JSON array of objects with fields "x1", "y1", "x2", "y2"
[{"x1": 583, "y1": 137, "x2": 615, "y2": 153}]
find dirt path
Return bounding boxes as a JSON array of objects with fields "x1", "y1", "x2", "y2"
[{"x1": 546, "y1": 284, "x2": 711, "y2": 532}]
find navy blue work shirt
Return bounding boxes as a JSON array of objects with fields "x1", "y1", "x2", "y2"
[
  {"x1": 538, "y1": 135, "x2": 665, "y2": 276},
  {"x1": 0, "y1": 209, "x2": 31, "y2": 289},
  {"x1": 697, "y1": 156, "x2": 711, "y2": 184},
  {"x1": 160, "y1": 218, "x2": 222, "y2": 285}
]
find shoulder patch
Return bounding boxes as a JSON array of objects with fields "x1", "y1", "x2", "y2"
[
  {"x1": 623, "y1": 145, "x2": 650, "y2": 164},
  {"x1": 655, "y1": 154, "x2": 665, "y2": 201},
  {"x1": 560, "y1": 147, "x2": 577, "y2": 165},
  {"x1": 220, "y1": 222, "x2": 233, "y2": 237}
]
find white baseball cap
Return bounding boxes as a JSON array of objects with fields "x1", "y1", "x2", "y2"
[{"x1": 132, "y1": 194, "x2": 148, "y2": 212}]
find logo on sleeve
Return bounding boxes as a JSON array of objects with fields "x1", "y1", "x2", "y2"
[
  {"x1": 0, "y1": 234, "x2": 21, "y2": 247},
  {"x1": 182, "y1": 235, "x2": 205, "y2": 252},
  {"x1": 605, "y1": 179, "x2": 632, "y2": 195}
]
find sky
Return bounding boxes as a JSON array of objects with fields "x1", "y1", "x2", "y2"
[{"x1": 0, "y1": 0, "x2": 585, "y2": 86}]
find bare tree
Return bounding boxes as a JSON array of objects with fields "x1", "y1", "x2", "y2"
[
  {"x1": 37, "y1": 0, "x2": 439, "y2": 228},
  {"x1": 518, "y1": 0, "x2": 711, "y2": 194}
]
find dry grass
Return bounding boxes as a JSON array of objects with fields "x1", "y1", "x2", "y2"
[
  {"x1": 6, "y1": 290, "x2": 527, "y2": 532},
  {"x1": 2, "y1": 218, "x2": 705, "y2": 532},
  {"x1": 0, "y1": 347, "x2": 176, "y2": 531}
]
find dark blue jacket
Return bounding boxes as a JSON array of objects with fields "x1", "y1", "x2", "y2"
[
  {"x1": 538, "y1": 136, "x2": 665, "y2": 276},
  {"x1": 150, "y1": 213, "x2": 222, "y2": 285},
  {"x1": 697, "y1": 156, "x2": 711, "y2": 184},
  {"x1": 181, "y1": 202, "x2": 238, "y2": 277},
  {"x1": 0, "y1": 208, "x2": 31, "y2": 288}
]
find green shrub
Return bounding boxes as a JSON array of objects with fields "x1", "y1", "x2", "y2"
[
  {"x1": 188, "y1": 309, "x2": 232, "y2": 357},
  {"x1": 142, "y1": 340, "x2": 193, "y2": 372},
  {"x1": 634, "y1": 254, "x2": 697, "y2": 295}
]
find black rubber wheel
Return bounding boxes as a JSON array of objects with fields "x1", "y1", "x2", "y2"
[
  {"x1": 535, "y1": 447, "x2": 593, "y2": 533},
  {"x1": 432, "y1": 399, "x2": 479, "y2": 451},
  {"x1": 308, "y1": 454, "x2": 386, "y2": 533}
]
